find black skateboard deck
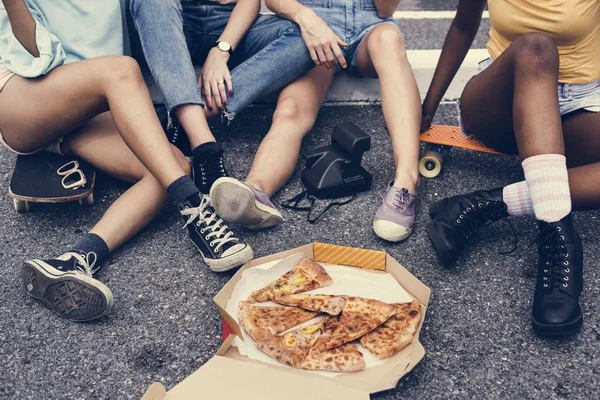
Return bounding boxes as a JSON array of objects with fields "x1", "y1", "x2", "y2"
[{"x1": 9, "y1": 153, "x2": 96, "y2": 213}]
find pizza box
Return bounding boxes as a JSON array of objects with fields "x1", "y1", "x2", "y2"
[{"x1": 141, "y1": 242, "x2": 430, "y2": 399}]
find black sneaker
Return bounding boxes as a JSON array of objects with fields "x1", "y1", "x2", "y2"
[
  {"x1": 21, "y1": 251, "x2": 113, "y2": 322},
  {"x1": 426, "y1": 188, "x2": 509, "y2": 266},
  {"x1": 178, "y1": 193, "x2": 253, "y2": 272},
  {"x1": 532, "y1": 214, "x2": 583, "y2": 336},
  {"x1": 192, "y1": 142, "x2": 229, "y2": 194},
  {"x1": 166, "y1": 114, "x2": 192, "y2": 156}
]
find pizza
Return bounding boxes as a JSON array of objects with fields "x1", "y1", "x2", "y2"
[
  {"x1": 255, "y1": 322, "x2": 322, "y2": 368},
  {"x1": 360, "y1": 300, "x2": 421, "y2": 359},
  {"x1": 301, "y1": 343, "x2": 365, "y2": 372},
  {"x1": 238, "y1": 301, "x2": 319, "y2": 341},
  {"x1": 251, "y1": 257, "x2": 333, "y2": 302},
  {"x1": 310, "y1": 297, "x2": 396, "y2": 352},
  {"x1": 271, "y1": 293, "x2": 346, "y2": 315}
]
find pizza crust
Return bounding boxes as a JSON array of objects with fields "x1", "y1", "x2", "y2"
[
  {"x1": 255, "y1": 327, "x2": 321, "y2": 368},
  {"x1": 360, "y1": 300, "x2": 422, "y2": 360},
  {"x1": 301, "y1": 343, "x2": 365, "y2": 372},
  {"x1": 238, "y1": 301, "x2": 318, "y2": 341}
]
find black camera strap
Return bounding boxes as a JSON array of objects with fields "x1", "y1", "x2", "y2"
[{"x1": 281, "y1": 189, "x2": 356, "y2": 224}]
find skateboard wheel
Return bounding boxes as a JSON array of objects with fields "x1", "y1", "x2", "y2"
[
  {"x1": 79, "y1": 193, "x2": 94, "y2": 207},
  {"x1": 14, "y1": 199, "x2": 31, "y2": 213},
  {"x1": 419, "y1": 150, "x2": 443, "y2": 178}
]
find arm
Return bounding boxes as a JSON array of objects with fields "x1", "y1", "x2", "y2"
[
  {"x1": 202, "y1": 0, "x2": 260, "y2": 110},
  {"x1": 373, "y1": 0, "x2": 400, "y2": 19},
  {"x1": 2, "y1": 0, "x2": 37, "y2": 56},
  {"x1": 265, "y1": 0, "x2": 347, "y2": 69},
  {"x1": 0, "y1": 0, "x2": 66, "y2": 77},
  {"x1": 421, "y1": 0, "x2": 486, "y2": 131}
]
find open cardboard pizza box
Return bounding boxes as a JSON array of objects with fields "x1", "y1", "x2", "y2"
[{"x1": 142, "y1": 242, "x2": 430, "y2": 400}]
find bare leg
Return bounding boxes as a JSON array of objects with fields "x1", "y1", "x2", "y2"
[
  {"x1": 245, "y1": 67, "x2": 335, "y2": 196},
  {"x1": 355, "y1": 24, "x2": 421, "y2": 193},
  {"x1": 0, "y1": 56, "x2": 189, "y2": 189},
  {"x1": 62, "y1": 113, "x2": 191, "y2": 251},
  {"x1": 175, "y1": 104, "x2": 216, "y2": 148},
  {"x1": 460, "y1": 33, "x2": 564, "y2": 157}
]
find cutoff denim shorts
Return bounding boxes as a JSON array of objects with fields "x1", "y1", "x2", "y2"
[{"x1": 458, "y1": 58, "x2": 600, "y2": 137}]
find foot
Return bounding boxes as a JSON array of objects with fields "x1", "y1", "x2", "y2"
[
  {"x1": 532, "y1": 214, "x2": 583, "y2": 336},
  {"x1": 210, "y1": 177, "x2": 283, "y2": 230},
  {"x1": 193, "y1": 142, "x2": 229, "y2": 194},
  {"x1": 373, "y1": 185, "x2": 416, "y2": 242},
  {"x1": 426, "y1": 188, "x2": 508, "y2": 266},
  {"x1": 178, "y1": 193, "x2": 254, "y2": 272},
  {"x1": 21, "y1": 251, "x2": 113, "y2": 322}
]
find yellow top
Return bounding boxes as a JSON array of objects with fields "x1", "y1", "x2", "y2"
[{"x1": 487, "y1": 0, "x2": 600, "y2": 83}]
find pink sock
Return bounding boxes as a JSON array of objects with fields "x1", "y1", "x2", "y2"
[
  {"x1": 521, "y1": 154, "x2": 571, "y2": 223},
  {"x1": 502, "y1": 181, "x2": 534, "y2": 217}
]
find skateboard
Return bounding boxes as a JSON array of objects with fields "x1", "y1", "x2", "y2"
[
  {"x1": 419, "y1": 125, "x2": 508, "y2": 178},
  {"x1": 9, "y1": 153, "x2": 96, "y2": 213}
]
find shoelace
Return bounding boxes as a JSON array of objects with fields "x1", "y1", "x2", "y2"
[
  {"x1": 70, "y1": 252, "x2": 100, "y2": 277},
  {"x1": 180, "y1": 195, "x2": 237, "y2": 253},
  {"x1": 529, "y1": 226, "x2": 571, "y2": 291},
  {"x1": 392, "y1": 189, "x2": 411, "y2": 211},
  {"x1": 198, "y1": 151, "x2": 227, "y2": 187},
  {"x1": 455, "y1": 200, "x2": 518, "y2": 253}
]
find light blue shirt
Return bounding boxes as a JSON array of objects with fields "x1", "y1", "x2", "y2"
[{"x1": 0, "y1": 0, "x2": 124, "y2": 78}]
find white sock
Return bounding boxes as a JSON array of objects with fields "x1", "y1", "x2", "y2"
[
  {"x1": 521, "y1": 154, "x2": 571, "y2": 223},
  {"x1": 502, "y1": 181, "x2": 534, "y2": 217}
]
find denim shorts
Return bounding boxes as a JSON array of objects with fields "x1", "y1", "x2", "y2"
[
  {"x1": 459, "y1": 58, "x2": 600, "y2": 136},
  {"x1": 299, "y1": 0, "x2": 399, "y2": 76}
]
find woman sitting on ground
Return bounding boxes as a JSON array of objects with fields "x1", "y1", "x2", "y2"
[
  {"x1": 209, "y1": 0, "x2": 421, "y2": 243},
  {"x1": 421, "y1": 0, "x2": 599, "y2": 336},
  {"x1": 0, "y1": 0, "x2": 252, "y2": 322}
]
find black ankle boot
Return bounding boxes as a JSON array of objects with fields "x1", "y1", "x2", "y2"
[
  {"x1": 426, "y1": 188, "x2": 508, "y2": 266},
  {"x1": 532, "y1": 214, "x2": 583, "y2": 336}
]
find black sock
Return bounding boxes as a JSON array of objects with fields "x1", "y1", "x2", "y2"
[
  {"x1": 192, "y1": 141, "x2": 221, "y2": 160},
  {"x1": 70, "y1": 233, "x2": 110, "y2": 266},
  {"x1": 166, "y1": 175, "x2": 200, "y2": 204}
]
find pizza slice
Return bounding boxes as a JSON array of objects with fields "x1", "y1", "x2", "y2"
[
  {"x1": 360, "y1": 300, "x2": 422, "y2": 360},
  {"x1": 301, "y1": 343, "x2": 365, "y2": 373},
  {"x1": 254, "y1": 322, "x2": 323, "y2": 368},
  {"x1": 310, "y1": 297, "x2": 396, "y2": 352},
  {"x1": 271, "y1": 293, "x2": 346, "y2": 315},
  {"x1": 238, "y1": 301, "x2": 319, "y2": 341},
  {"x1": 251, "y1": 257, "x2": 333, "y2": 302}
]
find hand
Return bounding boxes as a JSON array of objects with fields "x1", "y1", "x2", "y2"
[
  {"x1": 199, "y1": 47, "x2": 233, "y2": 111},
  {"x1": 420, "y1": 111, "x2": 432, "y2": 133},
  {"x1": 296, "y1": 8, "x2": 347, "y2": 69}
]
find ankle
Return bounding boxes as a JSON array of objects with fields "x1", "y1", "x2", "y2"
[
  {"x1": 392, "y1": 169, "x2": 419, "y2": 194},
  {"x1": 245, "y1": 178, "x2": 272, "y2": 197}
]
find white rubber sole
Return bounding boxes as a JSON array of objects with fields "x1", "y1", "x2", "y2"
[
  {"x1": 194, "y1": 242, "x2": 254, "y2": 272},
  {"x1": 210, "y1": 177, "x2": 283, "y2": 230},
  {"x1": 22, "y1": 260, "x2": 113, "y2": 322},
  {"x1": 373, "y1": 220, "x2": 413, "y2": 243}
]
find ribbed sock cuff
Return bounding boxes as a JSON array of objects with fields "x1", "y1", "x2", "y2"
[
  {"x1": 522, "y1": 154, "x2": 571, "y2": 223},
  {"x1": 166, "y1": 175, "x2": 199, "y2": 204},
  {"x1": 70, "y1": 233, "x2": 110, "y2": 266},
  {"x1": 502, "y1": 181, "x2": 534, "y2": 217}
]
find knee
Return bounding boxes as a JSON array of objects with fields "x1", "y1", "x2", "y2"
[
  {"x1": 513, "y1": 33, "x2": 559, "y2": 72},
  {"x1": 102, "y1": 56, "x2": 145, "y2": 87},
  {"x1": 272, "y1": 97, "x2": 316, "y2": 134},
  {"x1": 367, "y1": 26, "x2": 406, "y2": 58}
]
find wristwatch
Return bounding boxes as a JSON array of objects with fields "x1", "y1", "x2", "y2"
[{"x1": 213, "y1": 41, "x2": 233, "y2": 55}]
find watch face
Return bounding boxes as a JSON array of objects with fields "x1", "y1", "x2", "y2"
[{"x1": 218, "y1": 41, "x2": 231, "y2": 52}]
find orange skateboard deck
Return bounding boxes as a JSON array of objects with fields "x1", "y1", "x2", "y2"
[{"x1": 419, "y1": 125, "x2": 508, "y2": 178}]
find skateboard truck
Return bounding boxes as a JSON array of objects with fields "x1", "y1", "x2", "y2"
[{"x1": 282, "y1": 123, "x2": 372, "y2": 223}]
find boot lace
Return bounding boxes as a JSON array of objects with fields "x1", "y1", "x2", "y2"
[
  {"x1": 530, "y1": 226, "x2": 570, "y2": 291},
  {"x1": 198, "y1": 150, "x2": 227, "y2": 188},
  {"x1": 455, "y1": 200, "x2": 518, "y2": 253},
  {"x1": 180, "y1": 195, "x2": 238, "y2": 253},
  {"x1": 69, "y1": 252, "x2": 100, "y2": 277}
]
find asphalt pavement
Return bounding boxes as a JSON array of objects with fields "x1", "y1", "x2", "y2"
[{"x1": 1, "y1": 1, "x2": 600, "y2": 399}]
